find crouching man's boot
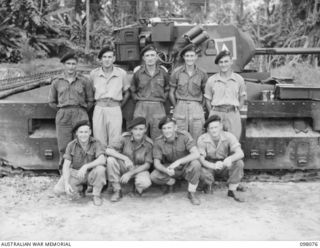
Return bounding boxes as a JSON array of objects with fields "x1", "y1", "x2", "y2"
[
  {"x1": 227, "y1": 190, "x2": 245, "y2": 202},
  {"x1": 93, "y1": 196, "x2": 103, "y2": 206},
  {"x1": 187, "y1": 192, "x2": 200, "y2": 205},
  {"x1": 110, "y1": 190, "x2": 122, "y2": 202}
]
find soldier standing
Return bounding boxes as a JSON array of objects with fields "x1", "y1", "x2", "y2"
[
  {"x1": 198, "y1": 115, "x2": 245, "y2": 202},
  {"x1": 48, "y1": 52, "x2": 94, "y2": 169},
  {"x1": 53, "y1": 120, "x2": 107, "y2": 206},
  {"x1": 205, "y1": 50, "x2": 246, "y2": 140},
  {"x1": 151, "y1": 116, "x2": 202, "y2": 205},
  {"x1": 130, "y1": 45, "x2": 170, "y2": 140},
  {"x1": 106, "y1": 117, "x2": 153, "y2": 202},
  {"x1": 169, "y1": 45, "x2": 208, "y2": 141},
  {"x1": 90, "y1": 46, "x2": 131, "y2": 147}
]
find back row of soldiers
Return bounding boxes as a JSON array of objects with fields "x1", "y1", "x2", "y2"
[{"x1": 49, "y1": 45, "x2": 247, "y2": 206}]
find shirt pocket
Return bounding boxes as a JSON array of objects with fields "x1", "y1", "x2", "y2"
[
  {"x1": 190, "y1": 79, "x2": 201, "y2": 97},
  {"x1": 74, "y1": 83, "x2": 85, "y2": 98},
  {"x1": 134, "y1": 147, "x2": 147, "y2": 165},
  {"x1": 58, "y1": 84, "x2": 68, "y2": 101},
  {"x1": 153, "y1": 78, "x2": 165, "y2": 97},
  {"x1": 177, "y1": 78, "x2": 188, "y2": 96}
]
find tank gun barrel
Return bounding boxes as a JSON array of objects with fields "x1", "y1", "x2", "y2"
[{"x1": 255, "y1": 47, "x2": 320, "y2": 55}]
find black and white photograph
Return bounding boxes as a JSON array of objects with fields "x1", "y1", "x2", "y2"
[{"x1": 0, "y1": 0, "x2": 320, "y2": 246}]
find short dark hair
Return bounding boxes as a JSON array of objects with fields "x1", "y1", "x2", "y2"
[
  {"x1": 98, "y1": 46, "x2": 115, "y2": 59},
  {"x1": 204, "y1": 115, "x2": 222, "y2": 129}
]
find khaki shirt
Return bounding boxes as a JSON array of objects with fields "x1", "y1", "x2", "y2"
[
  {"x1": 170, "y1": 65, "x2": 208, "y2": 102},
  {"x1": 108, "y1": 132, "x2": 153, "y2": 165},
  {"x1": 89, "y1": 66, "x2": 130, "y2": 101},
  {"x1": 48, "y1": 73, "x2": 94, "y2": 109},
  {"x1": 204, "y1": 72, "x2": 246, "y2": 107},
  {"x1": 63, "y1": 137, "x2": 105, "y2": 170},
  {"x1": 153, "y1": 130, "x2": 196, "y2": 165},
  {"x1": 130, "y1": 65, "x2": 169, "y2": 102},
  {"x1": 197, "y1": 131, "x2": 241, "y2": 161}
]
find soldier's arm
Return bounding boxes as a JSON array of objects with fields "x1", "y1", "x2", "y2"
[
  {"x1": 62, "y1": 159, "x2": 74, "y2": 195},
  {"x1": 130, "y1": 72, "x2": 139, "y2": 101},
  {"x1": 48, "y1": 81, "x2": 58, "y2": 110},
  {"x1": 85, "y1": 78, "x2": 95, "y2": 111},
  {"x1": 197, "y1": 138, "x2": 215, "y2": 169},
  {"x1": 127, "y1": 162, "x2": 150, "y2": 177},
  {"x1": 205, "y1": 99, "x2": 211, "y2": 113},
  {"x1": 225, "y1": 146, "x2": 244, "y2": 164},
  {"x1": 106, "y1": 147, "x2": 131, "y2": 162},
  {"x1": 121, "y1": 90, "x2": 130, "y2": 108},
  {"x1": 154, "y1": 158, "x2": 171, "y2": 175},
  {"x1": 168, "y1": 146, "x2": 200, "y2": 169},
  {"x1": 81, "y1": 154, "x2": 106, "y2": 171},
  {"x1": 238, "y1": 77, "x2": 247, "y2": 109},
  {"x1": 169, "y1": 87, "x2": 176, "y2": 106}
]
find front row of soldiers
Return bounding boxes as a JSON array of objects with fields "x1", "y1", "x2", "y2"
[
  {"x1": 50, "y1": 44, "x2": 247, "y2": 206},
  {"x1": 54, "y1": 115, "x2": 245, "y2": 206}
]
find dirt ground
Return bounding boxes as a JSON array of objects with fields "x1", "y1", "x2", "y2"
[{"x1": 0, "y1": 175, "x2": 319, "y2": 241}]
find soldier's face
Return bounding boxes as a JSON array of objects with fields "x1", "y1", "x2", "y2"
[
  {"x1": 131, "y1": 124, "x2": 147, "y2": 140},
  {"x1": 183, "y1": 51, "x2": 197, "y2": 66},
  {"x1": 143, "y1": 50, "x2": 157, "y2": 66},
  {"x1": 64, "y1": 59, "x2": 77, "y2": 74},
  {"x1": 101, "y1": 51, "x2": 115, "y2": 68},
  {"x1": 207, "y1": 121, "x2": 223, "y2": 138},
  {"x1": 218, "y1": 55, "x2": 232, "y2": 73},
  {"x1": 76, "y1": 125, "x2": 91, "y2": 143},
  {"x1": 161, "y1": 122, "x2": 177, "y2": 139}
]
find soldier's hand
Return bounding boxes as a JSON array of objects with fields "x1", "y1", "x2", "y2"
[
  {"x1": 65, "y1": 183, "x2": 74, "y2": 195},
  {"x1": 223, "y1": 157, "x2": 232, "y2": 168},
  {"x1": 120, "y1": 172, "x2": 132, "y2": 184},
  {"x1": 124, "y1": 157, "x2": 134, "y2": 170},
  {"x1": 214, "y1": 161, "x2": 224, "y2": 170},
  {"x1": 77, "y1": 165, "x2": 88, "y2": 181},
  {"x1": 166, "y1": 167, "x2": 175, "y2": 176}
]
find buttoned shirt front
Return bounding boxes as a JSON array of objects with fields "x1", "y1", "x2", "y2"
[
  {"x1": 89, "y1": 66, "x2": 130, "y2": 101},
  {"x1": 108, "y1": 132, "x2": 153, "y2": 165},
  {"x1": 130, "y1": 65, "x2": 169, "y2": 102},
  {"x1": 204, "y1": 72, "x2": 246, "y2": 107},
  {"x1": 48, "y1": 73, "x2": 94, "y2": 109},
  {"x1": 63, "y1": 137, "x2": 105, "y2": 170},
  {"x1": 153, "y1": 130, "x2": 196, "y2": 165},
  {"x1": 170, "y1": 65, "x2": 208, "y2": 102},
  {"x1": 197, "y1": 131, "x2": 241, "y2": 161}
]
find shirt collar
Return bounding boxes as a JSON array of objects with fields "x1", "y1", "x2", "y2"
[
  {"x1": 181, "y1": 64, "x2": 200, "y2": 74},
  {"x1": 203, "y1": 132, "x2": 227, "y2": 143},
  {"x1": 140, "y1": 64, "x2": 161, "y2": 76},
  {"x1": 75, "y1": 136, "x2": 95, "y2": 146},
  {"x1": 216, "y1": 71, "x2": 237, "y2": 82},
  {"x1": 163, "y1": 132, "x2": 178, "y2": 143},
  {"x1": 97, "y1": 66, "x2": 122, "y2": 78}
]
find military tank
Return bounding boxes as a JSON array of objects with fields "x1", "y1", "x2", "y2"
[{"x1": 1, "y1": 19, "x2": 320, "y2": 173}]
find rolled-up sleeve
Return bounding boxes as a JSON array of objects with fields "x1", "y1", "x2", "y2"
[
  {"x1": 122, "y1": 71, "x2": 131, "y2": 91},
  {"x1": 185, "y1": 133, "x2": 196, "y2": 152},
  {"x1": 169, "y1": 70, "x2": 178, "y2": 88},
  {"x1": 63, "y1": 142, "x2": 73, "y2": 161},
  {"x1": 153, "y1": 141, "x2": 163, "y2": 160},
  {"x1": 197, "y1": 136, "x2": 207, "y2": 157},
  {"x1": 204, "y1": 78, "x2": 214, "y2": 100},
  {"x1": 48, "y1": 80, "x2": 58, "y2": 109}
]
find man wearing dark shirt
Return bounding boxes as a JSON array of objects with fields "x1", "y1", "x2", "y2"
[
  {"x1": 48, "y1": 52, "x2": 94, "y2": 168},
  {"x1": 130, "y1": 45, "x2": 170, "y2": 140},
  {"x1": 106, "y1": 117, "x2": 153, "y2": 202},
  {"x1": 53, "y1": 120, "x2": 107, "y2": 206},
  {"x1": 151, "y1": 116, "x2": 202, "y2": 205}
]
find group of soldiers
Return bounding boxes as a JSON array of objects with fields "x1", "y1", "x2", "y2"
[{"x1": 50, "y1": 44, "x2": 247, "y2": 206}]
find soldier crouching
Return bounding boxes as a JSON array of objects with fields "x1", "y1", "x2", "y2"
[
  {"x1": 53, "y1": 120, "x2": 107, "y2": 206},
  {"x1": 151, "y1": 116, "x2": 202, "y2": 205},
  {"x1": 197, "y1": 115, "x2": 245, "y2": 202},
  {"x1": 106, "y1": 117, "x2": 153, "y2": 202}
]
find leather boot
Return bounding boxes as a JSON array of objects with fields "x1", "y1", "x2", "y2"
[
  {"x1": 93, "y1": 196, "x2": 103, "y2": 206},
  {"x1": 187, "y1": 192, "x2": 201, "y2": 205},
  {"x1": 110, "y1": 190, "x2": 122, "y2": 202},
  {"x1": 228, "y1": 190, "x2": 245, "y2": 202}
]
